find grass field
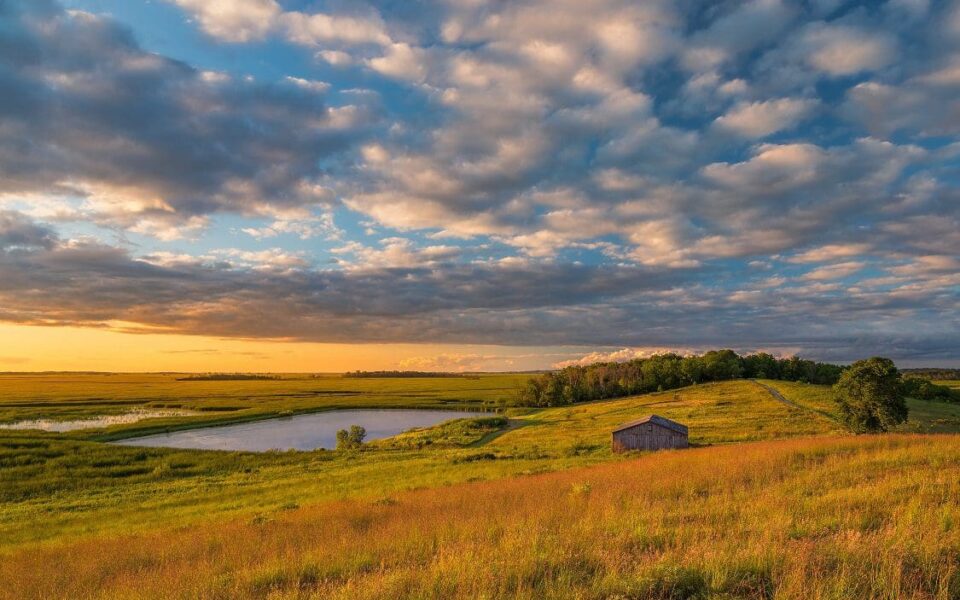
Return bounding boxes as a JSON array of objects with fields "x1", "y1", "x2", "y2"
[
  {"x1": 2, "y1": 374, "x2": 960, "y2": 598},
  {"x1": 1, "y1": 378, "x2": 854, "y2": 547},
  {"x1": 3, "y1": 434, "x2": 959, "y2": 599},
  {"x1": 761, "y1": 379, "x2": 960, "y2": 433},
  {"x1": 0, "y1": 373, "x2": 521, "y2": 439}
]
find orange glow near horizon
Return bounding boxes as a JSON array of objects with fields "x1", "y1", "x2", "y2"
[{"x1": 0, "y1": 323, "x2": 574, "y2": 372}]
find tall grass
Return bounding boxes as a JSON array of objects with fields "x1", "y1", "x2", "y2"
[
  {"x1": 2, "y1": 435, "x2": 958, "y2": 599},
  {"x1": 3, "y1": 380, "x2": 960, "y2": 549},
  {"x1": 0, "y1": 373, "x2": 525, "y2": 428}
]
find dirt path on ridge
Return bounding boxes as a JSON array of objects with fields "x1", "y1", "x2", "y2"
[
  {"x1": 750, "y1": 379, "x2": 842, "y2": 427},
  {"x1": 750, "y1": 379, "x2": 803, "y2": 409}
]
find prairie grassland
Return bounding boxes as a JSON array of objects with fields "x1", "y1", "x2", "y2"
[
  {"x1": 3, "y1": 379, "x2": 960, "y2": 550},
  {"x1": 0, "y1": 373, "x2": 522, "y2": 438},
  {"x1": 762, "y1": 379, "x2": 960, "y2": 433},
  {"x1": 3, "y1": 434, "x2": 959, "y2": 599},
  {"x1": 0, "y1": 380, "x2": 849, "y2": 547}
]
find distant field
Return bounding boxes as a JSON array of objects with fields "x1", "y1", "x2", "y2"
[
  {"x1": 0, "y1": 373, "x2": 524, "y2": 439},
  {"x1": 4, "y1": 435, "x2": 959, "y2": 599}
]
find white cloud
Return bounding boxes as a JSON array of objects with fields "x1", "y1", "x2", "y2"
[
  {"x1": 788, "y1": 243, "x2": 873, "y2": 263},
  {"x1": 332, "y1": 238, "x2": 463, "y2": 269},
  {"x1": 801, "y1": 261, "x2": 865, "y2": 281},
  {"x1": 367, "y1": 43, "x2": 427, "y2": 81},
  {"x1": 553, "y1": 347, "x2": 701, "y2": 368},
  {"x1": 801, "y1": 24, "x2": 897, "y2": 76},
  {"x1": 702, "y1": 143, "x2": 826, "y2": 191},
  {"x1": 714, "y1": 98, "x2": 817, "y2": 138},
  {"x1": 318, "y1": 50, "x2": 353, "y2": 66},
  {"x1": 172, "y1": 0, "x2": 280, "y2": 42},
  {"x1": 279, "y1": 11, "x2": 391, "y2": 47}
]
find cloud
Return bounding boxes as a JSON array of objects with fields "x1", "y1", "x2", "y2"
[
  {"x1": 800, "y1": 24, "x2": 897, "y2": 76},
  {"x1": 2, "y1": 1, "x2": 960, "y2": 364},
  {"x1": 553, "y1": 347, "x2": 700, "y2": 368},
  {"x1": 0, "y1": 208, "x2": 955, "y2": 362},
  {"x1": 0, "y1": 2, "x2": 378, "y2": 236},
  {"x1": 367, "y1": 43, "x2": 427, "y2": 81},
  {"x1": 0, "y1": 211, "x2": 58, "y2": 250},
  {"x1": 714, "y1": 98, "x2": 818, "y2": 138},
  {"x1": 787, "y1": 244, "x2": 873, "y2": 264},
  {"x1": 171, "y1": 0, "x2": 280, "y2": 42},
  {"x1": 0, "y1": 356, "x2": 31, "y2": 366},
  {"x1": 397, "y1": 353, "x2": 514, "y2": 372},
  {"x1": 801, "y1": 261, "x2": 865, "y2": 281},
  {"x1": 331, "y1": 238, "x2": 463, "y2": 269},
  {"x1": 279, "y1": 10, "x2": 392, "y2": 47}
]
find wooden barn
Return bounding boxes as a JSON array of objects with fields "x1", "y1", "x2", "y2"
[{"x1": 611, "y1": 415, "x2": 688, "y2": 452}]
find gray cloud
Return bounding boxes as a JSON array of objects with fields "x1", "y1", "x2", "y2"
[
  {"x1": 0, "y1": 211, "x2": 956, "y2": 363},
  {"x1": 0, "y1": 0, "x2": 378, "y2": 236}
]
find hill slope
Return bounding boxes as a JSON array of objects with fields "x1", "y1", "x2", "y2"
[
  {"x1": 3, "y1": 378, "x2": 960, "y2": 550},
  {"x1": 4, "y1": 434, "x2": 959, "y2": 599}
]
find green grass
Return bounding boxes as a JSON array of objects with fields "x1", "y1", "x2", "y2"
[
  {"x1": 4, "y1": 435, "x2": 960, "y2": 599},
  {"x1": 760, "y1": 379, "x2": 960, "y2": 433},
  {"x1": 0, "y1": 373, "x2": 522, "y2": 439},
  {"x1": 2, "y1": 375, "x2": 959, "y2": 557}
]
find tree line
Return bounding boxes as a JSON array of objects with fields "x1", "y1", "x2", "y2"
[{"x1": 515, "y1": 350, "x2": 844, "y2": 407}]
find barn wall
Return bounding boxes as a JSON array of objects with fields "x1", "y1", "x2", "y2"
[{"x1": 611, "y1": 423, "x2": 688, "y2": 452}]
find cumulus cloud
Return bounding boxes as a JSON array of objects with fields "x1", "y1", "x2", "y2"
[
  {"x1": 800, "y1": 24, "x2": 897, "y2": 76},
  {"x1": 553, "y1": 347, "x2": 700, "y2": 368},
  {"x1": 172, "y1": 0, "x2": 280, "y2": 42},
  {"x1": 714, "y1": 98, "x2": 818, "y2": 138},
  {"x1": 279, "y1": 10, "x2": 392, "y2": 47}
]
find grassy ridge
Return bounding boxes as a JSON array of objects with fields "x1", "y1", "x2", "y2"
[
  {"x1": 3, "y1": 435, "x2": 959, "y2": 599},
  {"x1": 762, "y1": 379, "x2": 960, "y2": 433}
]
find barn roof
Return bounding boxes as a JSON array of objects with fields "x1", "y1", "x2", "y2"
[{"x1": 612, "y1": 414, "x2": 688, "y2": 435}]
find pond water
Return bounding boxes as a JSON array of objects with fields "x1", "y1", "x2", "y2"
[
  {"x1": 0, "y1": 410, "x2": 199, "y2": 432},
  {"x1": 113, "y1": 409, "x2": 488, "y2": 451}
]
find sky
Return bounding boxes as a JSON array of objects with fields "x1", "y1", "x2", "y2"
[{"x1": 0, "y1": 0, "x2": 958, "y2": 372}]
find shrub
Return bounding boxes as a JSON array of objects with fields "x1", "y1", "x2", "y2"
[{"x1": 336, "y1": 425, "x2": 366, "y2": 450}]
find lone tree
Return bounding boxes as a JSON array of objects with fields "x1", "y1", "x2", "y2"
[
  {"x1": 336, "y1": 425, "x2": 366, "y2": 450},
  {"x1": 834, "y1": 357, "x2": 908, "y2": 433}
]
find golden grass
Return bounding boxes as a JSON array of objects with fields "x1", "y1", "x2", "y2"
[
  {"x1": 3, "y1": 434, "x2": 959, "y2": 599},
  {"x1": 763, "y1": 379, "x2": 960, "y2": 434},
  {"x1": 0, "y1": 372, "x2": 523, "y2": 430},
  {"x1": 4, "y1": 379, "x2": 960, "y2": 552},
  {"x1": 0, "y1": 381, "x2": 854, "y2": 548}
]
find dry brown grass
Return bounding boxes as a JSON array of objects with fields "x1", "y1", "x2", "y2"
[{"x1": 3, "y1": 434, "x2": 959, "y2": 599}]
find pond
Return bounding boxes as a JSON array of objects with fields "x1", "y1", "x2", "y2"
[
  {"x1": 113, "y1": 409, "x2": 489, "y2": 451},
  {"x1": 0, "y1": 410, "x2": 199, "y2": 432}
]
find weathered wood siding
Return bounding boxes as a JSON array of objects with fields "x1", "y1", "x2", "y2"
[{"x1": 611, "y1": 422, "x2": 688, "y2": 452}]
